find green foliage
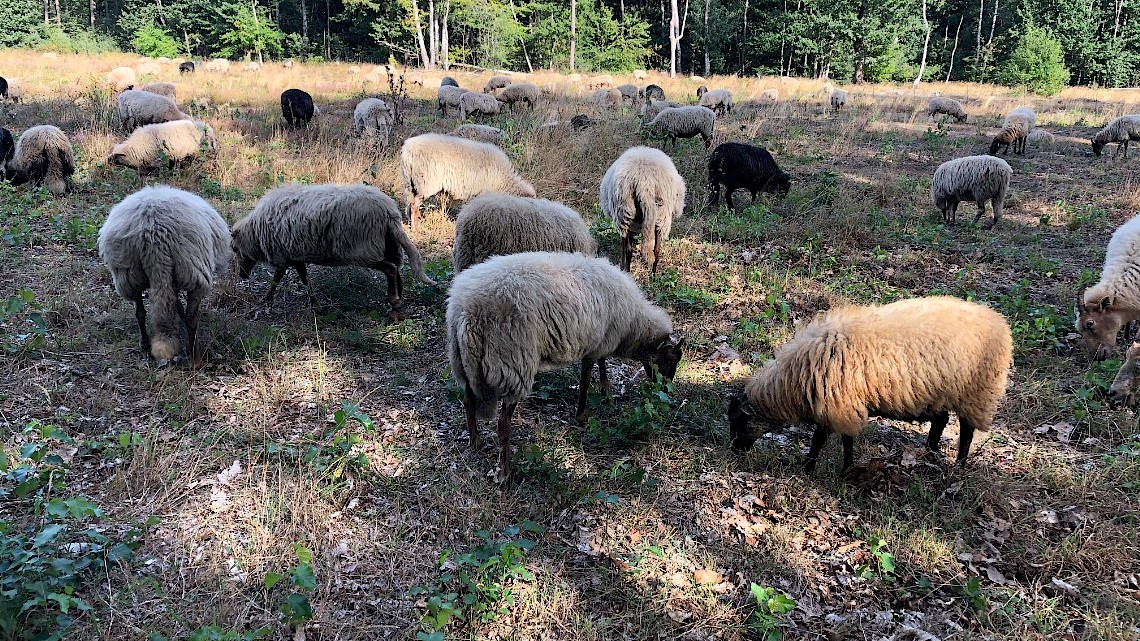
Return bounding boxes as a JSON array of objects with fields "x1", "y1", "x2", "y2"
[
  {"x1": 857, "y1": 537, "x2": 897, "y2": 580},
  {"x1": 264, "y1": 544, "x2": 317, "y2": 626},
  {"x1": 133, "y1": 24, "x2": 182, "y2": 57},
  {"x1": 991, "y1": 280, "x2": 1065, "y2": 354},
  {"x1": 1000, "y1": 26, "x2": 1071, "y2": 96},
  {"x1": 587, "y1": 371, "x2": 677, "y2": 444},
  {"x1": 0, "y1": 0, "x2": 41, "y2": 47},
  {"x1": 746, "y1": 583, "x2": 797, "y2": 640},
  {"x1": 260, "y1": 401, "x2": 376, "y2": 493},
  {"x1": 215, "y1": 2, "x2": 285, "y2": 60},
  {"x1": 1, "y1": 290, "x2": 48, "y2": 355}
]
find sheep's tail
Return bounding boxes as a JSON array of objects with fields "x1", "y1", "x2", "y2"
[
  {"x1": 448, "y1": 317, "x2": 497, "y2": 420},
  {"x1": 148, "y1": 266, "x2": 182, "y2": 361},
  {"x1": 392, "y1": 222, "x2": 436, "y2": 286},
  {"x1": 631, "y1": 181, "x2": 663, "y2": 263}
]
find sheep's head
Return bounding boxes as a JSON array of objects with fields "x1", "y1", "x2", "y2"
[
  {"x1": 727, "y1": 394, "x2": 770, "y2": 452},
  {"x1": 696, "y1": 85, "x2": 707, "y2": 99},
  {"x1": 1108, "y1": 342, "x2": 1140, "y2": 407},
  {"x1": 771, "y1": 172, "x2": 791, "y2": 197},
  {"x1": 640, "y1": 334, "x2": 685, "y2": 383},
  {"x1": 1075, "y1": 286, "x2": 1125, "y2": 360},
  {"x1": 1092, "y1": 139, "x2": 1106, "y2": 157},
  {"x1": 229, "y1": 224, "x2": 260, "y2": 279},
  {"x1": 955, "y1": 112, "x2": 968, "y2": 123}
]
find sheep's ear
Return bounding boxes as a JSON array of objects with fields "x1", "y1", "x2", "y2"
[
  {"x1": 1101, "y1": 296, "x2": 1114, "y2": 311},
  {"x1": 1075, "y1": 286, "x2": 1087, "y2": 312}
]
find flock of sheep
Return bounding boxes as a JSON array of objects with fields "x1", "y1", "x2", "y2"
[{"x1": 2, "y1": 62, "x2": 1140, "y2": 483}]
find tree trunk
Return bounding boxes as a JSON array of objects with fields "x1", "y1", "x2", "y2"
[
  {"x1": 410, "y1": 0, "x2": 432, "y2": 68},
  {"x1": 570, "y1": 0, "x2": 576, "y2": 71},
  {"x1": 300, "y1": 0, "x2": 308, "y2": 57},
  {"x1": 89, "y1": 0, "x2": 94, "y2": 28},
  {"x1": 741, "y1": 0, "x2": 749, "y2": 74},
  {"x1": 975, "y1": 0, "x2": 983, "y2": 78},
  {"x1": 324, "y1": 0, "x2": 330, "y2": 58},
  {"x1": 252, "y1": 0, "x2": 264, "y2": 63},
  {"x1": 703, "y1": 0, "x2": 710, "y2": 76},
  {"x1": 620, "y1": 0, "x2": 625, "y2": 22},
  {"x1": 670, "y1": 0, "x2": 680, "y2": 76},
  {"x1": 913, "y1": 0, "x2": 930, "y2": 86},
  {"x1": 428, "y1": 0, "x2": 437, "y2": 67},
  {"x1": 53, "y1": 0, "x2": 61, "y2": 26},
  {"x1": 441, "y1": 0, "x2": 449, "y2": 69},
  {"x1": 946, "y1": 14, "x2": 963, "y2": 81}
]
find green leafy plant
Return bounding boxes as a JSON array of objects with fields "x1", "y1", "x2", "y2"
[
  {"x1": 651, "y1": 268, "x2": 718, "y2": 310},
  {"x1": 587, "y1": 371, "x2": 676, "y2": 444},
  {"x1": 1, "y1": 290, "x2": 48, "y2": 354},
  {"x1": 132, "y1": 24, "x2": 181, "y2": 57},
  {"x1": 857, "y1": 537, "x2": 897, "y2": 580},
  {"x1": 1000, "y1": 25, "x2": 1071, "y2": 96},
  {"x1": 265, "y1": 544, "x2": 317, "y2": 627},
  {"x1": 261, "y1": 401, "x2": 375, "y2": 491},
  {"x1": 746, "y1": 583, "x2": 797, "y2": 640}
]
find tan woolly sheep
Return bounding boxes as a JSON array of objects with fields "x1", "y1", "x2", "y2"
[
  {"x1": 495, "y1": 82, "x2": 538, "y2": 111},
  {"x1": 600, "y1": 146, "x2": 686, "y2": 273},
  {"x1": 106, "y1": 66, "x2": 136, "y2": 91},
  {"x1": 698, "y1": 88, "x2": 734, "y2": 116},
  {"x1": 452, "y1": 194, "x2": 597, "y2": 272},
  {"x1": 202, "y1": 59, "x2": 230, "y2": 73},
  {"x1": 107, "y1": 120, "x2": 216, "y2": 170},
  {"x1": 641, "y1": 99, "x2": 681, "y2": 124},
  {"x1": 135, "y1": 62, "x2": 162, "y2": 77},
  {"x1": 830, "y1": 88, "x2": 847, "y2": 111},
  {"x1": 452, "y1": 124, "x2": 505, "y2": 145},
  {"x1": 1107, "y1": 341, "x2": 1140, "y2": 406},
  {"x1": 931, "y1": 155, "x2": 1011, "y2": 227},
  {"x1": 459, "y1": 91, "x2": 501, "y2": 120},
  {"x1": 139, "y1": 81, "x2": 177, "y2": 101},
  {"x1": 5, "y1": 125, "x2": 75, "y2": 196},
  {"x1": 117, "y1": 90, "x2": 190, "y2": 131},
  {"x1": 1092, "y1": 114, "x2": 1140, "y2": 158},
  {"x1": 1076, "y1": 214, "x2": 1140, "y2": 360},
  {"x1": 729, "y1": 297, "x2": 1012, "y2": 470},
  {"x1": 587, "y1": 74, "x2": 615, "y2": 89}
]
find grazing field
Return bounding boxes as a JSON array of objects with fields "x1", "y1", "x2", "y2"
[{"x1": 2, "y1": 50, "x2": 1140, "y2": 640}]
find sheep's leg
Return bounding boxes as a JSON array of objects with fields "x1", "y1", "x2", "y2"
[
  {"x1": 599, "y1": 358, "x2": 610, "y2": 394},
  {"x1": 973, "y1": 200, "x2": 988, "y2": 226},
  {"x1": 410, "y1": 195, "x2": 423, "y2": 231},
  {"x1": 1125, "y1": 140, "x2": 1131, "y2": 158},
  {"x1": 956, "y1": 416, "x2": 977, "y2": 465},
  {"x1": 576, "y1": 358, "x2": 594, "y2": 424},
  {"x1": 134, "y1": 296, "x2": 150, "y2": 355},
  {"x1": 462, "y1": 388, "x2": 482, "y2": 448},
  {"x1": 494, "y1": 401, "x2": 517, "y2": 483},
  {"x1": 840, "y1": 435, "x2": 854, "y2": 471},
  {"x1": 924, "y1": 411, "x2": 950, "y2": 457},
  {"x1": 651, "y1": 227, "x2": 663, "y2": 274},
  {"x1": 185, "y1": 287, "x2": 204, "y2": 367},
  {"x1": 619, "y1": 234, "x2": 633, "y2": 272},
  {"x1": 804, "y1": 425, "x2": 830, "y2": 472},
  {"x1": 264, "y1": 266, "x2": 289, "y2": 302},
  {"x1": 377, "y1": 261, "x2": 403, "y2": 316},
  {"x1": 293, "y1": 263, "x2": 318, "y2": 307}
]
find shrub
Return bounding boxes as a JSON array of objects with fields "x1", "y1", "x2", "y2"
[
  {"x1": 133, "y1": 24, "x2": 181, "y2": 58},
  {"x1": 1000, "y1": 26, "x2": 1071, "y2": 96}
]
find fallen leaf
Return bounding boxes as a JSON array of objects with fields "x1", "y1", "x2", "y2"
[
  {"x1": 694, "y1": 568, "x2": 721, "y2": 585},
  {"x1": 985, "y1": 565, "x2": 1007, "y2": 585}
]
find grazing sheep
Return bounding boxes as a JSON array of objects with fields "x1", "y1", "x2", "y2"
[
  {"x1": 400, "y1": 133, "x2": 535, "y2": 230},
  {"x1": 496, "y1": 82, "x2": 539, "y2": 111},
  {"x1": 117, "y1": 90, "x2": 190, "y2": 131},
  {"x1": 1092, "y1": 115, "x2": 1140, "y2": 158},
  {"x1": 438, "y1": 85, "x2": 468, "y2": 116},
  {"x1": 600, "y1": 146, "x2": 686, "y2": 273},
  {"x1": 484, "y1": 75, "x2": 512, "y2": 93},
  {"x1": 107, "y1": 120, "x2": 217, "y2": 170},
  {"x1": 5, "y1": 125, "x2": 74, "y2": 196},
  {"x1": 0, "y1": 127, "x2": 14, "y2": 180},
  {"x1": 641, "y1": 99, "x2": 681, "y2": 124},
  {"x1": 589, "y1": 87, "x2": 622, "y2": 107},
  {"x1": 759, "y1": 88, "x2": 779, "y2": 101},
  {"x1": 453, "y1": 124, "x2": 505, "y2": 145},
  {"x1": 1004, "y1": 106, "x2": 1037, "y2": 129},
  {"x1": 459, "y1": 91, "x2": 501, "y2": 120},
  {"x1": 925, "y1": 96, "x2": 968, "y2": 123},
  {"x1": 441, "y1": 76, "x2": 460, "y2": 87},
  {"x1": 135, "y1": 62, "x2": 162, "y2": 77},
  {"x1": 632, "y1": 70, "x2": 648, "y2": 80},
  {"x1": 0, "y1": 76, "x2": 7, "y2": 101},
  {"x1": 728, "y1": 297, "x2": 1012, "y2": 470},
  {"x1": 98, "y1": 185, "x2": 230, "y2": 364},
  {"x1": 616, "y1": 83, "x2": 640, "y2": 104},
  {"x1": 647, "y1": 105, "x2": 716, "y2": 149},
  {"x1": 698, "y1": 88, "x2": 734, "y2": 116},
  {"x1": 1108, "y1": 342, "x2": 1140, "y2": 406},
  {"x1": 708, "y1": 142, "x2": 791, "y2": 208},
  {"x1": 347, "y1": 65, "x2": 361, "y2": 74},
  {"x1": 203, "y1": 59, "x2": 230, "y2": 73},
  {"x1": 931, "y1": 155, "x2": 1011, "y2": 227},
  {"x1": 244, "y1": 62, "x2": 261, "y2": 72},
  {"x1": 1027, "y1": 128, "x2": 1056, "y2": 149},
  {"x1": 587, "y1": 74, "x2": 615, "y2": 89},
  {"x1": 353, "y1": 98, "x2": 394, "y2": 146},
  {"x1": 139, "y1": 81, "x2": 177, "y2": 101},
  {"x1": 696, "y1": 85, "x2": 708, "y2": 99},
  {"x1": 830, "y1": 88, "x2": 847, "y2": 111},
  {"x1": 570, "y1": 114, "x2": 594, "y2": 130},
  {"x1": 231, "y1": 183, "x2": 436, "y2": 314},
  {"x1": 179, "y1": 61, "x2": 195, "y2": 74},
  {"x1": 1076, "y1": 214, "x2": 1140, "y2": 360},
  {"x1": 107, "y1": 66, "x2": 137, "y2": 91},
  {"x1": 5, "y1": 80, "x2": 25, "y2": 103},
  {"x1": 453, "y1": 194, "x2": 596, "y2": 272},
  {"x1": 643, "y1": 84, "x2": 666, "y2": 101},
  {"x1": 989, "y1": 117, "x2": 1031, "y2": 156},
  {"x1": 281, "y1": 88, "x2": 317, "y2": 127},
  {"x1": 447, "y1": 251, "x2": 685, "y2": 482}
]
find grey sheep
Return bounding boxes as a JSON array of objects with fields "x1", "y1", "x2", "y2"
[
  {"x1": 452, "y1": 194, "x2": 597, "y2": 272},
  {"x1": 98, "y1": 185, "x2": 231, "y2": 364},
  {"x1": 616, "y1": 83, "x2": 640, "y2": 104},
  {"x1": 600, "y1": 146, "x2": 686, "y2": 273},
  {"x1": 108, "y1": 120, "x2": 217, "y2": 170},
  {"x1": 495, "y1": 82, "x2": 538, "y2": 111},
  {"x1": 642, "y1": 84, "x2": 665, "y2": 102},
  {"x1": 5, "y1": 125, "x2": 75, "y2": 196},
  {"x1": 117, "y1": 89, "x2": 190, "y2": 131},
  {"x1": 484, "y1": 75, "x2": 512, "y2": 93},
  {"x1": 452, "y1": 123, "x2": 505, "y2": 145},
  {"x1": 931, "y1": 155, "x2": 1011, "y2": 227},
  {"x1": 830, "y1": 88, "x2": 847, "y2": 111},
  {"x1": 447, "y1": 251, "x2": 685, "y2": 482},
  {"x1": 139, "y1": 81, "x2": 177, "y2": 101},
  {"x1": 589, "y1": 87, "x2": 622, "y2": 107},
  {"x1": 641, "y1": 99, "x2": 681, "y2": 125},
  {"x1": 925, "y1": 96, "x2": 968, "y2": 123},
  {"x1": 353, "y1": 98, "x2": 394, "y2": 146},
  {"x1": 231, "y1": 183, "x2": 436, "y2": 316},
  {"x1": 1092, "y1": 114, "x2": 1140, "y2": 158},
  {"x1": 648, "y1": 105, "x2": 716, "y2": 149},
  {"x1": 437, "y1": 85, "x2": 467, "y2": 117},
  {"x1": 459, "y1": 91, "x2": 501, "y2": 120},
  {"x1": 698, "y1": 88, "x2": 733, "y2": 116}
]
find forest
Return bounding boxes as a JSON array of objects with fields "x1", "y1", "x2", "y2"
[{"x1": 2, "y1": 0, "x2": 1138, "y2": 91}]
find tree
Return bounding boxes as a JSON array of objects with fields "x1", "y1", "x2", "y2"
[
  {"x1": 216, "y1": 1, "x2": 285, "y2": 60},
  {"x1": 132, "y1": 23, "x2": 181, "y2": 56},
  {"x1": 1000, "y1": 25, "x2": 1070, "y2": 95}
]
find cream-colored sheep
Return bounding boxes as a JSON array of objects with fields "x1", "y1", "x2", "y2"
[
  {"x1": 1076, "y1": 213, "x2": 1140, "y2": 360},
  {"x1": 139, "y1": 82, "x2": 177, "y2": 101},
  {"x1": 830, "y1": 88, "x2": 847, "y2": 111},
  {"x1": 117, "y1": 90, "x2": 190, "y2": 131},
  {"x1": 353, "y1": 98, "x2": 394, "y2": 146},
  {"x1": 452, "y1": 194, "x2": 596, "y2": 271},
  {"x1": 589, "y1": 87, "x2": 622, "y2": 107},
  {"x1": 600, "y1": 146, "x2": 686, "y2": 273},
  {"x1": 925, "y1": 96, "x2": 968, "y2": 122},
  {"x1": 135, "y1": 62, "x2": 162, "y2": 77},
  {"x1": 202, "y1": 59, "x2": 230, "y2": 73},
  {"x1": 107, "y1": 120, "x2": 216, "y2": 170},
  {"x1": 587, "y1": 74, "x2": 615, "y2": 89},
  {"x1": 931, "y1": 155, "x2": 1011, "y2": 227},
  {"x1": 698, "y1": 88, "x2": 733, "y2": 116},
  {"x1": 452, "y1": 124, "x2": 505, "y2": 145},
  {"x1": 107, "y1": 66, "x2": 137, "y2": 91},
  {"x1": 484, "y1": 75, "x2": 512, "y2": 93},
  {"x1": 459, "y1": 91, "x2": 501, "y2": 120}
]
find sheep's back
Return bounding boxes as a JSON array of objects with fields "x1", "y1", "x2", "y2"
[
  {"x1": 453, "y1": 195, "x2": 595, "y2": 270},
  {"x1": 401, "y1": 133, "x2": 529, "y2": 200}
]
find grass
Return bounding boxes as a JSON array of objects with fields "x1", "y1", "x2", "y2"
[{"x1": 0, "y1": 50, "x2": 1139, "y2": 640}]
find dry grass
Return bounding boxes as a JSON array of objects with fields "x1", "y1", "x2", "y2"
[{"x1": 1, "y1": 51, "x2": 1139, "y2": 640}]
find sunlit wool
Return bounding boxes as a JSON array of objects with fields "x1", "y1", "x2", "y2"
[
  {"x1": 647, "y1": 105, "x2": 715, "y2": 148},
  {"x1": 600, "y1": 145, "x2": 686, "y2": 273},
  {"x1": 1092, "y1": 114, "x2": 1140, "y2": 157},
  {"x1": 930, "y1": 154, "x2": 1011, "y2": 226},
  {"x1": 117, "y1": 89, "x2": 190, "y2": 131},
  {"x1": 1076, "y1": 213, "x2": 1140, "y2": 359},
  {"x1": 452, "y1": 194, "x2": 596, "y2": 272},
  {"x1": 107, "y1": 120, "x2": 216, "y2": 170},
  {"x1": 925, "y1": 96, "x2": 968, "y2": 122},
  {"x1": 698, "y1": 88, "x2": 734, "y2": 116},
  {"x1": 6, "y1": 125, "x2": 74, "y2": 196}
]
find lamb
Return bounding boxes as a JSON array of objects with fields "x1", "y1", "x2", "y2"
[
  {"x1": 1092, "y1": 115, "x2": 1140, "y2": 158},
  {"x1": 117, "y1": 89, "x2": 190, "y2": 131},
  {"x1": 643, "y1": 84, "x2": 666, "y2": 102},
  {"x1": 107, "y1": 120, "x2": 217, "y2": 170},
  {"x1": 281, "y1": 88, "x2": 317, "y2": 127},
  {"x1": 438, "y1": 85, "x2": 468, "y2": 116},
  {"x1": 930, "y1": 155, "x2": 1011, "y2": 227},
  {"x1": 98, "y1": 185, "x2": 230, "y2": 364},
  {"x1": 447, "y1": 251, "x2": 685, "y2": 482},
  {"x1": 484, "y1": 75, "x2": 512, "y2": 93},
  {"x1": 453, "y1": 124, "x2": 505, "y2": 145},
  {"x1": 139, "y1": 81, "x2": 177, "y2": 101},
  {"x1": 1075, "y1": 214, "x2": 1140, "y2": 360},
  {"x1": 830, "y1": 88, "x2": 847, "y2": 111},
  {"x1": 728, "y1": 297, "x2": 1012, "y2": 470},
  {"x1": 459, "y1": 91, "x2": 501, "y2": 120},
  {"x1": 616, "y1": 83, "x2": 640, "y2": 104},
  {"x1": 925, "y1": 96, "x2": 968, "y2": 123},
  {"x1": 708, "y1": 142, "x2": 791, "y2": 208},
  {"x1": 495, "y1": 82, "x2": 538, "y2": 111},
  {"x1": 353, "y1": 98, "x2": 394, "y2": 145},
  {"x1": 647, "y1": 105, "x2": 716, "y2": 149},
  {"x1": 600, "y1": 146, "x2": 686, "y2": 273},
  {"x1": 441, "y1": 76, "x2": 460, "y2": 87},
  {"x1": 989, "y1": 117, "x2": 1031, "y2": 156},
  {"x1": 641, "y1": 99, "x2": 681, "y2": 124},
  {"x1": 203, "y1": 59, "x2": 230, "y2": 73},
  {"x1": 5, "y1": 125, "x2": 75, "y2": 196},
  {"x1": 589, "y1": 87, "x2": 622, "y2": 107},
  {"x1": 698, "y1": 88, "x2": 734, "y2": 116},
  {"x1": 107, "y1": 66, "x2": 136, "y2": 91},
  {"x1": 400, "y1": 133, "x2": 535, "y2": 230},
  {"x1": 231, "y1": 183, "x2": 436, "y2": 315},
  {"x1": 759, "y1": 88, "x2": 779, "y2": 101},
  {"x1": 179, "y1": 61, "x2": 195, "y2": 74},
  {"x1": 452, "y1": 194, "x2": 596, "y2": 272},
  {"x1": 587, "y1": 74, "x2": 615, "y2": 89}
]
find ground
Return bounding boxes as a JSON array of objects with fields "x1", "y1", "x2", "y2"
[{"x1": 0, "y1": 50, "x2": 1138, "y2": 641}]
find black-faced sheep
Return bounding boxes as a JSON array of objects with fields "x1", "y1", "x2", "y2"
[
  {"x1": 484, "y1": 75, "x2": 512, "y2": 93},
  {"x1": 231, "y1": 183, "x2": 436, "y2": 315},
  {"x1": 708, "y1": 142, "x2": 791, "y2": 208},
  {"x1": 698, "y1": 88, "x2": 733, "y2": 116},
  {"x1": 400, "y1": 133, "x2": 536, "y2": 231},
  {"x1": 6, "y1": 125, "x2": 75, "y2": 196},
  {"x1": 925, "y1": 97, "x2": 968, "y2": 123},
  {"x1": 447, "y1": 251, "x2": 685, "y2": 482},
  {"x1": 830, "y1": 89, "x2": 847, "y2": 111},
  {"x1": 179, "y1": 61, "x2": 195, "y2": 74},
  {"x1": 600, "y1": 146, "x2": 686, "y2": 273},
  {"x1": 117, "y1": 90, "x2": 190, "y2": 131},
  {"x1": 643, "y1": 84, "x2": 666, "y2": 102},
  {"x1": 728, "y1": 296, "x2": 1012, "y2": 470},
  {"x1": 281, "y1": 88, "x2": 317, "y2": 127},
  {"x1": 452, "y1": 194, "x2": 597, "y2": 272},
  {"x1": 453, "y1": 124, "x2": 505, "y2": 145},
  {"x1": 107, "y1": 120, "x2": 217, "y2": 170},
  {"x1": 0, "y1": 127, "x2": 14, "y2": 181},
  {"x1": 1076, "y1": 214, "x2": 1140, "y2": 360},
  {"x1": 696, "y1": 85, "x2": 708, "y2": 99},
  {"x1": 98, "y1": 185, "x2": 231, "y2": 365},
  {"x1": 1092, "y1": 115, "x2": 1140, "y2": 158},
  {"x1": 648, "y1": 105, "x2": 716, "y2": 149},
  {"x1": 438, "y1": 85, "x2": 467, "y2": 116},
  {"x1": 931, "y1": 155, "x2": 1011, "y2": 227},
  {"x1": 989, "y1": 118, "x2": 1031, "y2": 156},
  {"x1": 441, "y1": 76, "x2": 459, "y2": 87},
  {"x1": 139, "y1": 82, "x2": 177, "y2": 101},
  {"x1": 353, "y1": 98, "x2": 393, "y2": 146},
  {"x1": 459, "y1": 91, "x2": 501, "y2": 120},
  {"x1": 495, "y1": 82, "x2": 538, "y2": 111},
  {"x1": 570, "y1": 114, "x2": 594, "y2": 130},
  {"x1": 106, "y1": 66, "x2": 136, "y2": 91}
]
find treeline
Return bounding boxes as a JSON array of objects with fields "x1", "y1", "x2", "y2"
[{"x1": 2, "y1": 0, "x2": 1138, "y2": 91}]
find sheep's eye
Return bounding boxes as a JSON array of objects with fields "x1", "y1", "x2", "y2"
[{"x1": 1085, "y1": 320, "x2": 1095, "y2": 329}]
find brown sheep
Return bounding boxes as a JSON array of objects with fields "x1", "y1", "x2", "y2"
[
  {"x1": 1076, "y1": 214, "x2": 1140, "y2": 360},
  {"x1": 728, "y1": 297, "x2": 1012, "y2": 470},
  {"x1": 1107, "y1": 341, "x2": 1140, "y2": 407},
  {"x1": 989, "y1": 118, "x2": 1031, "y2": 155}
]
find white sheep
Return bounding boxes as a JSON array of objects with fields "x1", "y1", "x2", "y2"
[
  {"x1": 925, "y1": 96, "x2": 968, "y2": 122},
  {"x1": 202, "y1": 59, "x2": 230, "y2": 73},
  {"x1": 459, "y1": 91, "x2": 501, "y2": 120},
  {"x1": 231, "y1": 183, "x2": 436, "y2": 315},
  {"x1": 495, "y1": 82, "x2": 538, "y2": 111},
  {"x1": 117, "y1": 89, "x2": 190, "y2": 131},
  {"x1": 647, "y1": 105, "x2": 716, "y2": 149},
  {"x1": 698, "y1": 88, "x2": 734, "y2": 116},
  {"x1": 106, "y1": 66, "x2": 136, "y2": 91},
  {"x1": 107, "y1": 120, "x2": 217, "y2": 170},
  {"x1": 452, "y1": 194, "x2": 596, "y2": 271},
  {"x1": 830, "y1": 88, "x2": 847, "y2": 111},
  {"x1": 5, "y1": 125, "x2": 74, "y2": 196},
  {"x1": 353, "y1": 98, "x2": 394, "y2": 146},
  {"x1": 1092, "y1": 115, "x2": 1140, "y2": 158},
  {"x1": 452, "y1": 124, "x2": 505, "y2": 145},
  {"x1": 98, "y1": 185, "x2": 231, "y2": 364},
  {"x1": 134, "y1": 62, "x2": 162, "y2": 77},
  {"x1": 587, "y1": 74, "x2": 615, "y2": 89},
  {"x1": 600, "y1": 146, "x2": 686, "y2": 273},
  {"x1": 1004, "y1": 106, "x2": 1037, "y2": 129},
  {"x1": 438, "y1": 85, "x2": 467, "y2": 117},
  {"x1": 632, "y1": 70, "x2": 648, "y2": 80},
  {"x1": 400, "y1": 133, "x2": 536, "y2": 230},
  {"x1": 447, "y1": 251, "x2": 685, "y2": 481},
  {"x1": 616, "y1": 83, "x2": 640, "y2": 104},
  {"x1": 1076, "y1": 214, "x2": 1140, "y2": 359},
  {"x1": 484, "y1": 75, "x2": 512, "y2": 93},
  {"x1": 931, "y1": 155, "x2": 1011, "y2": 227},
  {"x1": 759, "y1": 88, "x2": 779, "y2": 102},
  {"x1": 1027, "y1": 128, "x2": 1056, "y2": 149},
  {"x1": 139, "y1": 81, "x2": 177, "y2": 101}
]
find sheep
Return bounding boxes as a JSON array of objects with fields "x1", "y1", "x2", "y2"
[
  {"x1": 98, "y1": 185, "x2": 230, "y2": 365},
  {"x1": 179, "y1": 61, "x2": 195, "y2": 74},
  {"x1": 347, "y1": 65, "x2": 360, "y2": 74},
  {"x1": 452, "y1": 194, "x2": 597, "y2": 272},
  {"x1": 441, "y1": 76, "x2": 460, "y2": 87},
  {"x1": 135, "y1": 62, "x2": 162, "y2": 77},
  {"x1": 632, "y1": 70, "x2": 648, "y2": 80},
  {"x1": 447, "y1": 251, "x2": 685, "y2": 482},
  {"x1": 244, "y1": 61, "x2": 261, "y2": 72},
  {"x1": 453, "y1": 124, "x2": 505, "y2": 145},
  {"x1": 830, "y1": 88, "x2": 847, "y2": 111},
  {"x1": 589, "y1": 87, "x2": 622, "y2": 107},
  {"x1": 107, "y1": 120, "x2": 217, "y2": 170},
  {"x1": 647, "y1": 105, "x2": 716, "y2": 149},
  {"x1": 696, "y1": 85, "x2": 708, "y2": 99},
  {"x1": 231, "y1": 183, "x2": 436, "y2": 315},
  {"x1": 1004, "y1": 106, "x2": 1037, "y2": 129},
  {"x1": 708, "y1": 142, "x2": 791, "y2": 208},
  {"x1": 5, "y1": 125, "x2": 74, "y2": 196},
  {"x1": 1027, "y1": 128, "x2": 1056, "y2": 149},
  {"x1": 587, "y1": 74, "x2": 615, "y2": 89},
  {"x1": 728, "y1": 297, "x2": 1011, "y2": 470},
  {"x1": 989, "y1": 117, "x2": 1031, "y2": 156},
  {"x1": 281, "y1": 88, "x2": 317, "y2": 127},
  {"x1": 616, "y1": 83, "x2": 640, "y2": 104},
  {"x1": 459, "y1": 91, "x2": 501, "y2": 120},
  {"x1": 438, "y1": 85, "x2": 468, "y2": 116},
  {"x1": 353, "y1": 98, "x2": 394, "y2": 146},
  {"x1": 400, "y1": 133, "x2": 535, "y2": 231},
  {"x1": 0, "y1": 127, "x2": 14, "y2": 180},
  {"x1": 139, "y1": 81, "x2": 177, "y2": 101},
  {"x1": 203, "y1": 59, "x2": 230, "y2": 73},
  {"x1": 698, "y1": 88, "x2": 734, "y2": 116},
  {"x1": 106, "y1": 66, "x2": 136, "y2": 91},
  {"x1": 117, "y1": 90, "x2": 190, "y2": 131},
  {"x1": 495, "y1": 82, "x2": 538, "y2": 111},
  {"x1": 600, "y1": 146, "x2": 686, "y2": 273},
  {"x1": 5, "y1": 80, "x2": 25, "y2": 104},
  {"x1": 0, "y1": 76, "x2": 7, "y2": 101},
  {"x1": 1092, "y1": 115, "x2": 1140, "y2": 158},
  {"x1": 484, "y1": 75, "x2": 512, "y2": 93},
  {"x1": 643, "y1": 84, "x2": 666, "y2": 102},
  {"x1": 641, "y1": 99, "x2": 681, "y2": 124},
  {"x1": 1075, "y1": 214, "x2": 1140, "y2": 360},
  {"x1": 570, "y1": 114, "x2": 593, "y2": 130},
  {"x1": 759, "y1": 88, "x2": 779, "y2": 102},
  {"x1": 925, "y1": 96, "x2": 968, "y2": 123},
  {"x1": 930, "y1": 155, "x2": 1011, "y2": 228}
]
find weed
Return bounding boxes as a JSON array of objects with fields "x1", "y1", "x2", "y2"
[
  {"x1": 260, "y1": 401, "x2": 376, "y2": 495},
  {"x1": 587, "y1": 372, "x2": 676, "y2": 444},
  {"x1": 856, "y1": 537, "x2": 897, "y2": 581},
  {"x1": 650, "y1": 268, "x2": 718, "y2": 310},
  {"x1": 1, "y1": 290, "x2": 48, "y2": 354},
  {"x1": 264, "y1": 544, "x2": 317, "y2": 628},
  {"x1": 745, "y1": 583, "x2": 797, "y2": 640}
]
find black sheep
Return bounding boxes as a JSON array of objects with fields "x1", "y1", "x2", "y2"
[
  {"x1": 696, "y1": 85, "x2": 708, "y2": 99},
  {"x1": 0, "y1": 127, "x2": 14, "y2": 180},
  {"x1": 179, "y1": 61, "x2": 196, "y2": 74},
  {"x1": 441, "y1": 76, "x2": 459, "y2": 87},
  {"x1": 570, "y1": 114, "x2": 593, "y2": 131},
  {"x1": 0, "y1": 76, "x2": 7, "y2": 101},
  {"x1": 707, "y1": 142, "x2": 791, "y2": 208},
  {"x1": 643, "y1": 84, "x2": 665, "y2": 101},
  {"x1": 281, "y1": 88, "x2": 317, "y2": 127}
]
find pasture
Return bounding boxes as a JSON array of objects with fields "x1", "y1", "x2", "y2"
[{"x1": 0, "y1": 50, "x2": 1138, "y2": 640}]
